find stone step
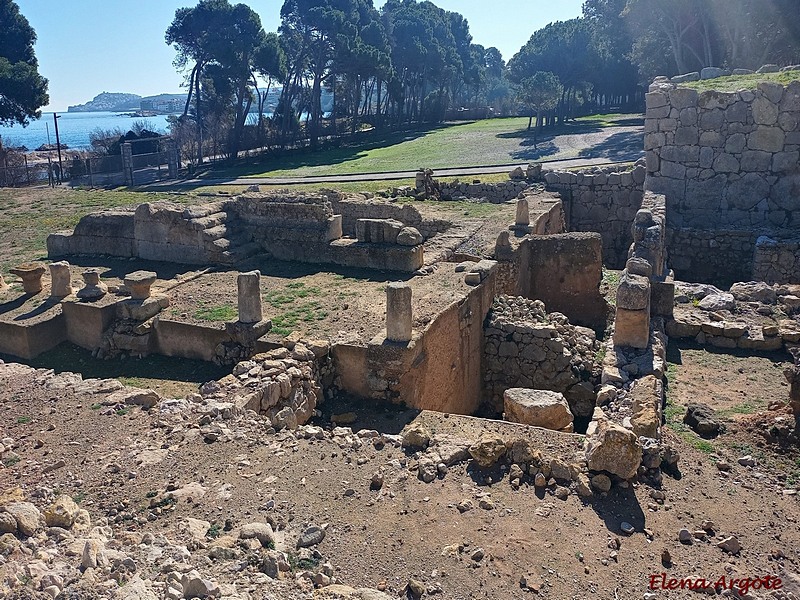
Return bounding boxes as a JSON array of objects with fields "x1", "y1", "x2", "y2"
[
  {"x1": 187, "y1": 211, "x2": 228, "y2": 231},
  {"x1": 182, "y1": 202, "x2": 227, "y2": 220}
]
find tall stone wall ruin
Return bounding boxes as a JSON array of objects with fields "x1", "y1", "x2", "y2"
[{"x1": 645, "y1": 78, "x2": 800, "y2": 285}]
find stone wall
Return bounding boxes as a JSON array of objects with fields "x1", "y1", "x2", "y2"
[
  {"x1": 483, "y1": 296, "x2": 599, "y2": 418},
  {"x1": 544, "y1": 162, "x2": 647, "y2": 268},
  {"x1": 327, "y1": 193, "x2": 448, "y2": 239},
  {"x1": 332, "y1": 265, "x2": 497, "y2": 415},
  {"x1": 645, "y1": 77, "x2": 800, "y2": 284},
  {"x1": 438, "y1": 179, "x2": 532, "y2": 203},
  {"x1": 520, "y1": 232, "x2": 607, "y2": 330},
  {"x1": 48, "y1": 193, "x2": 426, "y2": 273},
  {"x1": 667, "y1": 229, "x2": 757, "y2": 286},
  {"x1": 753, "y1": 236, "x2": 800, "y2": 285}
]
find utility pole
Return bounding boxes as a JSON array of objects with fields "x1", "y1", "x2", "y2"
[{"x1": 53, "y1": 113, "x2": 63, "y2": 184}]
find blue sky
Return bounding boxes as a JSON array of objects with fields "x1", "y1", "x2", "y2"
[{"x1": 15, "y1": 0, "x2": 584, "y2": 111}]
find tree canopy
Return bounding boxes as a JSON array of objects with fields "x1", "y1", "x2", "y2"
[{"x1": 0, "y1": 0, "x2": 49, "y2": 127}]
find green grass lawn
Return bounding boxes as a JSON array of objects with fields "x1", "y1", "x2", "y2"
[
  {"x1": 0, "y1": 187, "x2": 194, "y2": 274},
  {"x1": 680, "y1": 69, "x2": 800, "y2": 93},
  {"x1": 206, "y1": 113, "x2": 643, "y2": 180}
]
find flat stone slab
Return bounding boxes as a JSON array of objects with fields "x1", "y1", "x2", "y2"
[{"x1": 503, "y1": 388, "x2": 573, "y2": 431}]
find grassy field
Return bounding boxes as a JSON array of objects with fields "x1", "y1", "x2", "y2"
[
  {"x1": 0, "y1": 187, "x2": 195, "y2": 273},
  {"x1": 680, "y1": 69, "x2": 800, "y2": 93},
  {"x1": 206, "y1": 113, "x2": 643, "y2": 180}
]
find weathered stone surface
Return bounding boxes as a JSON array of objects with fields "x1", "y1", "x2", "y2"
[
  {"x1": 684, "y1": 402, "x2": 723, "y2": 437},
  {"x1": 468, "y1": 435, "x2": 507, "y2": 468},
  {"x1": 48, "y1": 261, "x2": 73, "y2": 297},
  {"x1": 386, "y1": 282, "x2": 412, "y2": 343},
  {"x1": 730, "y1": 281, "x2": 776, "y2": 304},
  {"x1": 698, "y1": 293, "x2": 735, "y2": 311},
  {"x1": 43, "y1": 496, "x2": 80, "y2": 529},
  {"x1": 3, "y1": 502, "x2": 43, "y2": 536},
  {"x1": 630, "y1": 375, "x2": 662, "y2": 439},
  {"x1": 396, "y1": 227, "x2": 423, "y2": 246},
  {"x1": 585, "y1": 412, "x2": 642, "y2": 479},
  {"x1": 616, "y1": 273, "x2": 650, "y2": 311},
  {"x1": 239, "y1": 522, "x2": 275, "y2": 547},
  {"x1": 503, "y1": 389, "x2": 573, "y2": 431},
  {"x1": 401, "y1": 423, "x2": 430, "y2": 449}
]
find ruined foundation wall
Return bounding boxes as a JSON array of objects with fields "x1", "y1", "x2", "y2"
[
  {"x1": 544, "y1": 163, "x2": 647, "y2": 269},
  {"x1": 645, "y1": 78, "x2": 800, "y2": 284},
  {"x1": 483, "y1": 296, "x2": 599, "y2": 417},
  {"x1": 521, "y1": 232, "x2": 607, "y2": 330},
  {"x1": 752, "y1": 236, "x2": 800, "y2": 285}
]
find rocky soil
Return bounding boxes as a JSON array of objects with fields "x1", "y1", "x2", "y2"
[{"x1": 2, "y1": 350, "x2": 800, "y2": 600}]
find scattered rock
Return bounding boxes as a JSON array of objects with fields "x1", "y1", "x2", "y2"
[
  {"x1": 297, "y1": 525, "x2": 326, "y2": 548},
  {"x1": 585, "y1": 412, "x2": 642, "y2": 479},
  {"x1": 468, "y1": 435, "x2": 507, "y2": 468},
  {"x1": 43, "y1": 495, "x2": 80, "y2": 529},
  {"x1": 678, "y1": 528, "x2": 693, "y2": 544},
  {"x1": 239, "y1": 522, "x2": 275, "y2": 548},
  {"x1": 620, "y1": 522, "x2": 634, "y2": 535},
  {"x1": 503, "y1": 388, "x2": 573, "y2": 431},
  {"x1": 590, "y1": 474, "x2": 612, "y2": 493},
  {"x1": 684, "y1": 402, "x2": 724, "y2": 437},
  {"x1": 4, "y1": 502, "x2": 43, "y2": 537},
  {"x1": 402, "y1": 423, "x2": 431, "y2": 450},
  {"x1": 717, "y1": 536, "x2": 741, "y2": 554}
]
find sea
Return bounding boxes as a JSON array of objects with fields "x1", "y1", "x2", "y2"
[{"x1": 0, "y1": 111, "x2": 174, "y2": 151}]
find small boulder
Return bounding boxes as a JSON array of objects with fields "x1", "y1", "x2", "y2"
[
  {"x1": 698, "y1": 293, "x2": 735, "y2": 311},
  {"x1": 396, "y1": 227, "x2": 423, "y2": 246},
  {"x1": 504, "y1": 389, "x2": 573, "y2": 431},
  {"x1": 684, "y1": 402, "x2": 724, "y2": 437},
  {"x1": 296, "y1": 524, "x2": 325, "y2": 549},
  {"x1": 401, "y1": 423, "x2": 431, "y2": 450},
  {"x1": 730, "y1": 281, "x2": 776, "y2": 304},
  {"x1": 44, "y1": 495, "x2": 80, "y2": 529},
  {"x1": 591, "y1": 474, "x2": 612, "y2": 493},
  {"x1": 4, "y1": 502, "x2": 43, "y2": 537},
  {"x1": 239, "y1": 522, "x2": 275, "y2": 548},
  {"x1": 468, "y1": 435, "x2": 507, "y2": 469},
  {"x1": 181, "y1": 570, "x2": 220, "y2": 598},
  {"x1": 585, "y1": 412, "x2": 642, "y2": 479}
]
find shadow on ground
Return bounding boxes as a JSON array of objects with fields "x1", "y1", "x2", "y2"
[
  {"x1": 590, "y1": 486, "x2": 647, "y2": 535},
  {"x1": 313, "y1": 392, "x2": 420, "y2": 435},
  {"x1": 2, "y1": 342, "x2": 230, "y2": 390},
  {"x1": 578, "y1": 130, "x2": 645, "y2": 162},
  {"x1": 202, "y1": 124, "x2": 452, "y2": 180}
]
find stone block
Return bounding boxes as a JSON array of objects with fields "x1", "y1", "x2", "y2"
[
  {"x1": 713, "y1": 153, "x2": 739, "y2": 173},
  {"x1": 753, "y1": 97, "x2": 779, "y2": 125},
  {"x1": 675, "y1": 126, "x2": 699, "y2": 145},
  {"x1": 748, "y1": 126, "x2": 785, "y2": 152},
  {"x1": 386, "y1": 282, "x2": 412, "y2": 343},
  {"x1": 124, "y1": 270, "x2": 157, "y2": 300},
  {"x1": 630, "y1": 375, "x2": 662, "y2": 439},
  {"x1": 614, "y1": 307, "x2": 650, "y2": 349},
  {"x1": 616, "y1": 273, "x2": 650, "y2": 311},
  {"x1": 237, "y1": 270, "x2": 262, "y2": 324},
  {"x1": 503, "y1": 389, "x2": 573, "y2": 431},
  {"x1": 670, "y1": 87, "x2": 698, "y2": 109},
  {"x1": 740, "y1": 150, "x2": 773, "y2": 172},
  {"x1": 48, "y1": 261, "x2": 73, "y2": 297},
  {"x1": 651, "y1": 281, "x2": 675, "y2": 318},
  {"x1": 772, "y1": 151, "x2": 800, "y2": 173}
]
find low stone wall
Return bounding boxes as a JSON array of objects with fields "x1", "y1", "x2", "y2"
[
  {"x1": 327, "y1": 193, "x2": 449, "y2": 240},
  {"x1": 200, "y1": 344, "x2": 324, "y2": 430},
  {"x1": 544, "y1": 162, "x2": 647, "y2": 268},
  {"x1": 483, "y1": 296, "x2": 599, "y2": 418},
  {"x1": 666, "y1": 228, "x2": 757, "y2": 286},
  {"x1": 753, "y1": 236, "x2": 800, "y2": 284},
  {"x1": 48, "y1": 193, "x2": 425, "y2": 273},
  {"x1": 439, "y1": 179, "x2": 532, "y2": 203}
]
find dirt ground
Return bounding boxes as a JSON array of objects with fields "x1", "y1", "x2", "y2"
[{"x1": 2, "y1": 340, "x2": 800, "y2": 599}]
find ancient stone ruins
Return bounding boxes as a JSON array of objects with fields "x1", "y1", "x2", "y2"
[{"x1": 1, "y1": 74, "x2": 799, "y2": 599}]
